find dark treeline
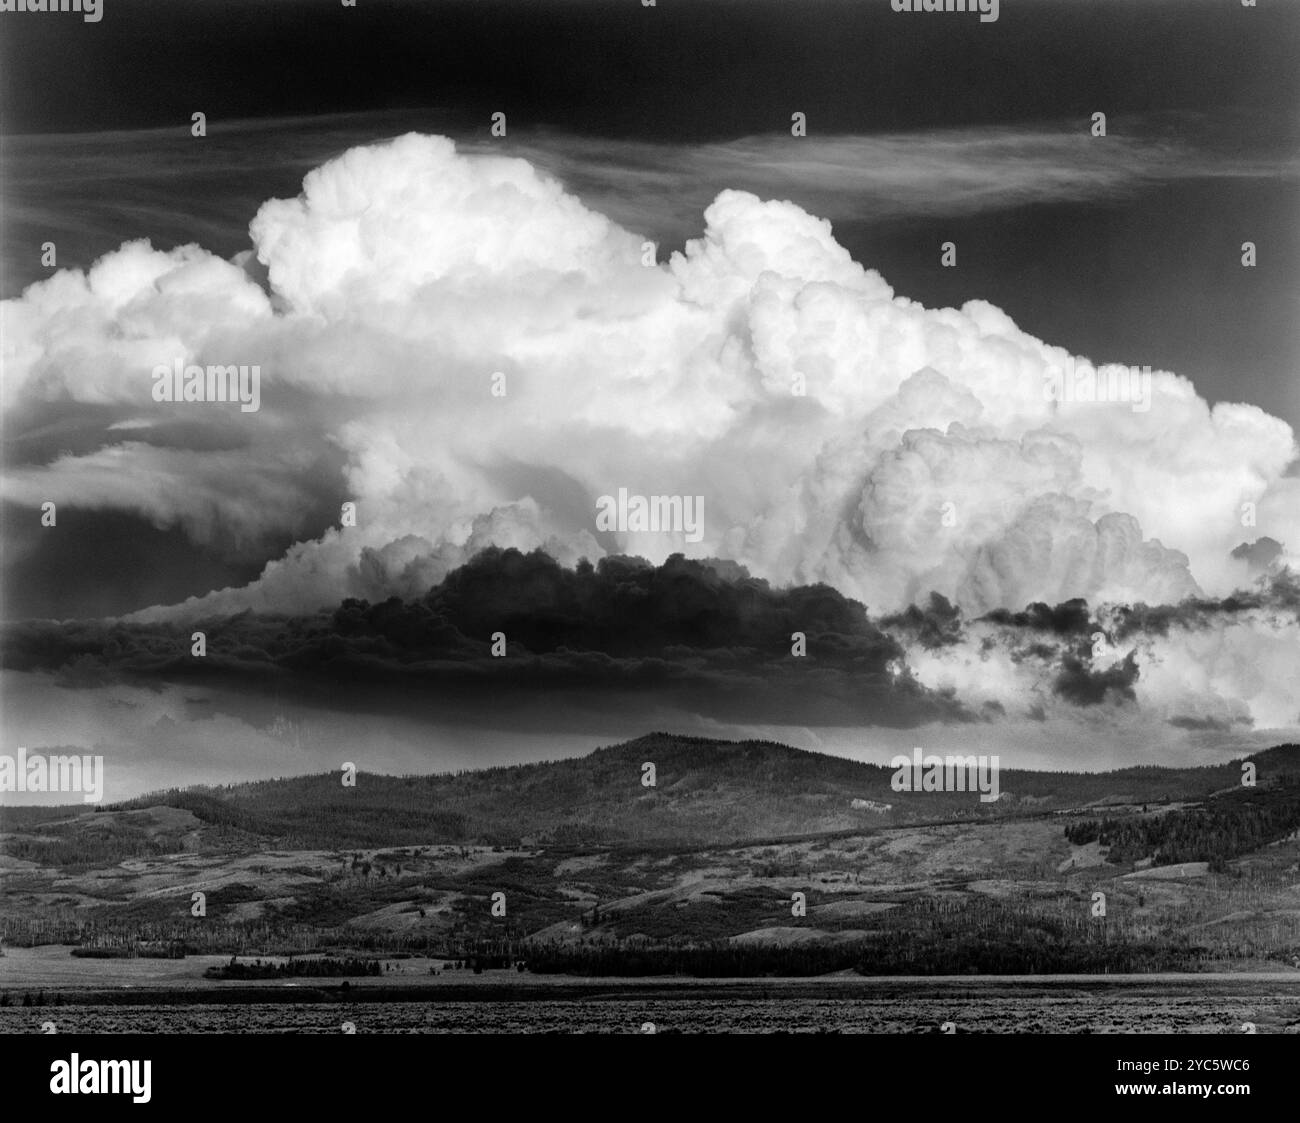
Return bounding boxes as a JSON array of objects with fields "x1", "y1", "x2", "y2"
[
  {"x1": 1064, "y1": 781, "x2": 1300, "y2": 868},
  {"x1": 0, "y1": 914, "x2": 534, "y2": 961},
  {"x1": 5, "y1": 903, "x2": 1294, "y2": 977},
  {"x1": 524, "y1": 937, "x2": 1246, "y2": 978},
  {"x1": 527, "y1": 886, "x2": 1298, "y2": 977},
  {"x1": 2, "y1": 824, "x2": 173, "y2": 868},
  {"x1": 203, "y1": 956, "x2": 382, "y2": 980}
]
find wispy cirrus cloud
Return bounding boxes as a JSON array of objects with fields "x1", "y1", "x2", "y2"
[
  {"x1": 512, "y1": 118, "x2": 1300, "y2": 237},
  {"x1": 6, "y1": 108, "x2": 1295, "y2": 298}
]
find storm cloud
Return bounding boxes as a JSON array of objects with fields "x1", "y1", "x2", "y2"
[{"x1": 2, "y1": 132, "x2": 1297, "y2": 757}]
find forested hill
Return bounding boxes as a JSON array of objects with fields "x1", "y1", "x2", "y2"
[{"x1": 7, "y1": 735, "x2": 1296, "y2": 852}]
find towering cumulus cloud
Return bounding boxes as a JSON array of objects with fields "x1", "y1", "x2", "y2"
[{"x1": 3, "y1": 133, "x2": 1298, "y2": 641}]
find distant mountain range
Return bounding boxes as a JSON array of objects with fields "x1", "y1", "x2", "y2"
[
  {"x1": 4, "y1": 735, "x2": 1300, "y2": 976},
  {"x1": 8, "y1": 734, "x2": 1298, "y2": 851}
]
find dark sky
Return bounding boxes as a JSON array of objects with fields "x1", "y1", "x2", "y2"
[{"x1": 2, "y1": 0, "x2": 1297, "y2": 141}]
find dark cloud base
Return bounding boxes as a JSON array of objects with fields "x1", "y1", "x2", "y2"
[
  {"x1": 1112, "y1": 572, "x2": 1300, "y2": 639},
  {"x1": 2, "y1": 549, "x2": 964, "y2": 728},
  {"x1": 7, "y1": 548, "x2": 1296, "y2": 730}
]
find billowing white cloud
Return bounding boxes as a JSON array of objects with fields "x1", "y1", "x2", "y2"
[{"x1": 2, "y1": 133, "x2": 1297, "y2": 668}]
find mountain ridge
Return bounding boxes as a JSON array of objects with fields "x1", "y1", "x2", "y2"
[{"x1": 6, "y1": 734, "x2": 1298, "y2": 852}]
